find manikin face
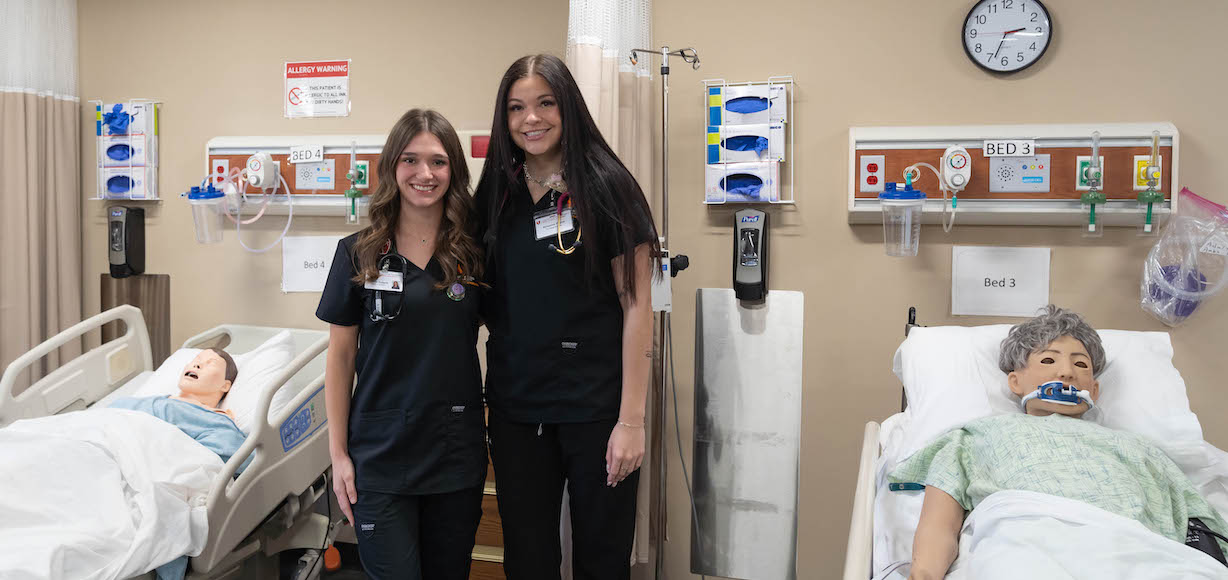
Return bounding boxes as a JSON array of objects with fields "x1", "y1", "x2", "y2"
[
  {"x1": 395, "y1": 132, "x2": 451, "y2": 211},
  {"x1": 506, "y1": 74, "x2": 563, "y2": 159},
  {"x1": 177, "y1": 350, "x2": 232, "y2": 401},
  {"x1": 1007, "y1": 335, "x2": 1100, "y2": 418}
]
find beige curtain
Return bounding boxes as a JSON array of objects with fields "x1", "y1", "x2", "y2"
[
  {"x1": 0, "y1": 0, "x2": 83, "y2": 390},
  {"x1": 565, "y1": 0, "x2": 658, "y2": 573}
]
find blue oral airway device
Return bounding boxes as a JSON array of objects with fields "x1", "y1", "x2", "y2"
[{"x1": 1020, "y1": 380, "x2": 1094, "y2": 411}]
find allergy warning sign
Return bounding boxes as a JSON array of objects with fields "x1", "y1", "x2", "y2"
[{"x1": 284, "y1": 60, "x2": 351, "y2": 118}]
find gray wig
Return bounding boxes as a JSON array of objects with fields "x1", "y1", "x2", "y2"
[{"x1": 998, "y1": 305, "x2": 1106, "y2": 377}]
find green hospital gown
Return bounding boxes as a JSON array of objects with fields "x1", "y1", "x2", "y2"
[{"x1": 889, "y1": 413, "x2": 1228, "y2": 551}]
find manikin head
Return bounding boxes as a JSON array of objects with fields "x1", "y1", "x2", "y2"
[
  {"x1": 1000, "y1": 305, "x2": 1106, "y2": 418},
  {"x1": 177, "y1": 348, "x2": 238, "y2": 409}
]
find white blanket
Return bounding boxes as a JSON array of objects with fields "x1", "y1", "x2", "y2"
[
  {"x1": 0, "y1": 409, "x2": 222, "y2": 580},
  {"x1": 945, "y1": 490, "x2": 1228, "y2": 580}
]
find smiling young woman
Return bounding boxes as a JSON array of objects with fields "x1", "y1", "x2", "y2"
[
  {"x1": 473, "y1": 54, "x2": 660, "y2": 580},
  {"x1": 317, "y1": 109, "x2": 487, "y2": 580}
]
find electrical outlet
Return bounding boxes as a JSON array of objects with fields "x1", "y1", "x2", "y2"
[
  {"x1": 859, "y1": 154, "x2": 885, "y2": 193},
  {"x1": 355, "y1": 160, "x2": 370, "y2": 189},
  {"x1": 1075, "y1": 156, "x2": 1105, "y2": 191},
  {"x1": 1134, "y1": 155, "x2": 1162, "y2": 190},
  {"x1": 210, "y1": 158, "x2": 229, "y2": 185}
]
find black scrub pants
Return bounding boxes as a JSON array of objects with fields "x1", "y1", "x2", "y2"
[
  {"x1": 488, "y1": 415, "x2": 640, "y2": 580},
  {"x1": 351, "y1": 485, "x2": 484, "y2": 580}
]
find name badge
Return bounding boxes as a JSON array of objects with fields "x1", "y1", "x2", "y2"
[
  {"x1": 534, "y1": 206, "x2": 575, "y2": 240},
  {"x1": 364, "y1": 270, "x2": 404, "y2": 292}
]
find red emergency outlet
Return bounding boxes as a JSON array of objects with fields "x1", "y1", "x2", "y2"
[
  {"x1": 867, "y1": 163, "x2": 879, "y2": 173},
  {"x1": 867, "y1": 176, "x2": 878, "y2": 185}
]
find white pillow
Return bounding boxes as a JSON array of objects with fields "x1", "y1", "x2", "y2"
[
  {"x1": 892, "y1": 324, "x2": 1203, "y2": 460},
  {"x1": 876, "y1": 325, "x2": 1219, "y2": 575},
  {"x1": 133, "y1": 330, "x2": 296, "y2": 434}
]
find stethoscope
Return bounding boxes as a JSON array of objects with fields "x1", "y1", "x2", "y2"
[
  {"x1": 497, "y1": 164, "x2": 583, "y2": 256},
  {"x1": 370, "y1": 249, "x2": 408, "y2": 323},
  {"x1": 547, "y1": 190, "x2": 583, "y2": 255},
  {"x1": 369, "y1": 241, "x2": 479, "y2": 323}
]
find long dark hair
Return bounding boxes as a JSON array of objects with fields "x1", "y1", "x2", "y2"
[
  {"x1": 352, "y1": 109, "x2": 483, "y2": 288},
  {"x1": 475, "y1": 54, "x2": 659, "y2": 298}
]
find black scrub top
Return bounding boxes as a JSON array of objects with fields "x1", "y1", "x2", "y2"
[
  {"x1": 477, "y1": 178, "x2": 655, "y2": 424},
  {"x1": 316, "y1": 233, "x2": 485, "y2": 495}
]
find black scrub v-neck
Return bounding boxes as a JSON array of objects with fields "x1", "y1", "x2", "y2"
[
  {"x1": 316, "y1": 233, "x2": 485, "y2": 495},
  {"x1": 477, "y1": 179, "x2": 654, "y2": 424}
]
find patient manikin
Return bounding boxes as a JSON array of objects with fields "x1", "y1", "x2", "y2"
[
  {"x1": 109, "y1": 348, "x2": 250, "y2": 473},
  {"x1": 892, "y1": 306, "x2": 1228, "y2": 580}
]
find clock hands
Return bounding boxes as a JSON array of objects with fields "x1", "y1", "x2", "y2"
[{"x1": 991, "y1": 28, "x2": 1027, "y2": 59}]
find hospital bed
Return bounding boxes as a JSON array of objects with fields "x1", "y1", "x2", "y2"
[
  {"x1": 0, "y1": 305, "x2": 335, "y2": 578},
  {"x1": 841, "y1": 309, "x2": 1228, "y2": 580}
]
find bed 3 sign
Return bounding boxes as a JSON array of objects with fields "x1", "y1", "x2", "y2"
[{"x1": 986, "y1": 277, "x2": 1017, "y2": 288}]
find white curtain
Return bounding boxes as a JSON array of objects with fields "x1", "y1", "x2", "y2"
[
  {"x1": 0, "y1": 0, "x2": 83, "y2": 389},
  {"x1": 567, "y1": 0, "x2": 655, "y2": 207},
  {"x1": 564, "y1": 0, "x2": 657, "y2": 573}
]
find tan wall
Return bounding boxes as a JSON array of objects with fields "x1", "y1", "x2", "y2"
[
  {"x1": 79, "y1": 1, "x2": 1228, "y2": 578},
  {"x1": 78, "y1": 0, "x2": 569, "y2": 344},
  {"x1": 655, "y1": 0, "x2": 1228, "y2": 578}
]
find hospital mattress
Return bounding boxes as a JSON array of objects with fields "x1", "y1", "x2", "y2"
[{"x1": 0, "y1": 306, "x2": 335, "y2": 578}]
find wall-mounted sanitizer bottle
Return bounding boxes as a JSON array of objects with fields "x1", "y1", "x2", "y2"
[{"x1": 734, "y1": 208, "x2": 767, "y2": 301}]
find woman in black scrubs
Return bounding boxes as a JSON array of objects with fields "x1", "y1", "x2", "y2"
[
  {"x1": 317, "y1": 108, "x2": 486, "y2": 579},
  {"x1": 473, "y1": 54, "x2": 660, "y2": 580}
]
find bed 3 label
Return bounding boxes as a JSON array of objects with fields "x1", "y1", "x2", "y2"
[{"x1": 985, "y1": 277, "x2": 1017, "y2": 288}]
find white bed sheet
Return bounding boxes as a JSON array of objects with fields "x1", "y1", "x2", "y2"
[
  {"x1": 871, "y1": 411, "x2": 1228, "y2": 579},
  {"x1": 92, "y1": 370, "x2": 155, "y2": 408},
  {"x1": 0, "y1": 408, "x2": 221, "y2": 579}
]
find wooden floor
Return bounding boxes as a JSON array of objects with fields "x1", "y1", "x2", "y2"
[{"x1": 470, "y1": 451, "x2": 504, "y2": 579}]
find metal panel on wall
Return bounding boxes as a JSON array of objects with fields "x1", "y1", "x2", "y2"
[{"x1": 692, "y1": 288, "x2": 804, "y2": 580}]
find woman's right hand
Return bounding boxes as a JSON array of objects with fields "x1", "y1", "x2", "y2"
[{"x1": 331, "y1": 451, "x2": 358, "y2": 525}]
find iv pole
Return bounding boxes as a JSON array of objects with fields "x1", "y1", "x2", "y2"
[{"x1": 629, "y1": 45, "x2": 699, "y2": 580}]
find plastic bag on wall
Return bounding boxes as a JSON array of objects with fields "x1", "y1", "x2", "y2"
[{"x1": 1141, "y1": 187, "x2": 1228, "y2": 326}]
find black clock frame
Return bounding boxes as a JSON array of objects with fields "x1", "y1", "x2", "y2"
[{"x1": 962, "y1": 0, "x2": 1053, "y2": 75}]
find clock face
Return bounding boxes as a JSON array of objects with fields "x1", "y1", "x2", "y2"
[{"x1": 963, "y1": 0, "x2": 1053, "y2": 74}]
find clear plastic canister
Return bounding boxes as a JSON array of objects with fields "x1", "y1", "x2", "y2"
[
  {"x1": 187, "y1": 187, "x2": 225, "y2": 244},
  {"x1": 879, "y1": 183, "x2": 926, "y2": 257}
]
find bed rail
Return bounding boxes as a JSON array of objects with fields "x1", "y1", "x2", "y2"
[
  {"x1": 0, "y1": 305, "x2": 152, "y2": 426},
  {"x1": 188, "y1": 326, "x2": 331, "y2": 574},
  {"x1": 843, "y1": 421, "x2": 880, "y2": 580}
]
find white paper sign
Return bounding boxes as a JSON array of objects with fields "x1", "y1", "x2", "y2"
[
  {"x1": 282, "y1": 236, "x2": 343, "y2": 292},
  {"x1": 284, "y1": 60, "x2": 350, "y2": 118},
  {"x1": 951, "y1": 246, "x2": 1051, "y2": 316},
  {"x1": 288, "y1": 144, "x2": 324, "y2": 164},
  {"x1": 983, "y1": 140, "x2": 1035, "y2": 157}
]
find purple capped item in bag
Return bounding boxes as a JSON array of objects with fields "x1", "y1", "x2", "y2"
[{"x1": 1149, "y1": 265, "x2": 1207, "y2": 318}]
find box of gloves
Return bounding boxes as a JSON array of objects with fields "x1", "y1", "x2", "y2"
[
  {"x1": 705, "y1": 161, "x2": 779, "y2": 203},
  {"x1": 707, "y1": 122, "x2": 785, "y2": 164},
  {"x1": 707, "y1": 84, "x2": 788, "y2": 126}
]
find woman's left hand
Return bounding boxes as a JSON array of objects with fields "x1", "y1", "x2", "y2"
[{"x1": 606, "y1": 422, "x2": 645, "y2": 487}]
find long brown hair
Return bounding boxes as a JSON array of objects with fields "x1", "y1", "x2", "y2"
[{"x1": 352, "y1": 109, "x2": 483, "y2": 288}]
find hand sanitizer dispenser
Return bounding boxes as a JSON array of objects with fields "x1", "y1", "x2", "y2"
[{"x1": 734, "y1": 208, "x2": 767, "y2": 301}]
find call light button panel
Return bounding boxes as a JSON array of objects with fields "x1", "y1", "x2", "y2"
[{"x1": 989, "y1": 154, "x2": 1051, "y2": 193}]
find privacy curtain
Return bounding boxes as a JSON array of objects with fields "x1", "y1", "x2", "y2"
[
  {"x1": 565, "y1": 0, "x2": 657, "y2": 572},
  {"x1": 0, "y1": 0, "x2": 83, "y2": 388}
]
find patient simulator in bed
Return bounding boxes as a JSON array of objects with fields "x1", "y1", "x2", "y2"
[
  {"x1": 109, "y1": 348, "x2": 252, "y2": 475},
  {"x1": 889, "y1": 306, "x2": 1228, "y2": 580}
]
